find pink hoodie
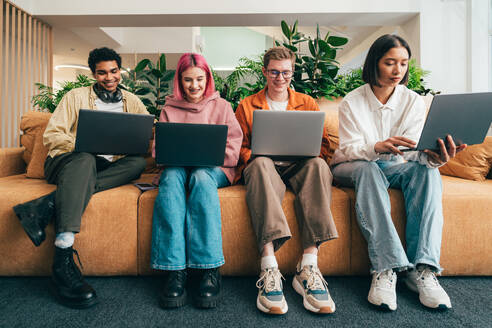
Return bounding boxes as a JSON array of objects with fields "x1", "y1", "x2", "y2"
[{"x1": 152, "y1": 91, "x2": 243, "y2": 184}]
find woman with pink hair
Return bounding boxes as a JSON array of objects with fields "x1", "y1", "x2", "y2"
[{"x1": 150, "y1": 53, "x2": 243, "y2": 309}]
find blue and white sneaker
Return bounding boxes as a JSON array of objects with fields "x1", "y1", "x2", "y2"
[
  {"x1": 256, "y1": 267, "x2": 288, "y2": 314},
  {"x1": 292, "y1": 262, "x2": 336, "y2": 313}
]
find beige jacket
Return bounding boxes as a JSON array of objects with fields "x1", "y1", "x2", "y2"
[{"x1": 43, "y1": 85, "x2": 149, "y2": 158}]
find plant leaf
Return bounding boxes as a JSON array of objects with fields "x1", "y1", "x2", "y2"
[
  {"x1": 327, "y1": 36, "x2": 348, "y2": 46},
  {"x1": 151, "y1": 69, "x2": 164, "y2": 78},
  {"x1": 308, "y1": 40, "x2": 316, "y2": 57},
  {"x1": 135, "y1": 59, "x2": 151, "y2": 72},
  {"x1": 281, "y1": 20, "x2": 291, "y2": 39},
  {"x1": 159, "y1": 54, "x2": 167, "y2": 73},
  {"x1": 285, "y1": 44, "x2": 298, "y2": 52}
]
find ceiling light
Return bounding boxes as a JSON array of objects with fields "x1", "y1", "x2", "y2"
[{"x1": 55, "y1": 64, "x2": 91, "y2": 71}]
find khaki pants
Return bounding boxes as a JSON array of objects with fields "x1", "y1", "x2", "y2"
[{"x1": 243, "y1": 156, "x2": 338, "y2": 252}]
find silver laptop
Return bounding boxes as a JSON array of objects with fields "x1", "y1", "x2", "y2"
[
  {"x1": 155, "y1": 122, "x2": 228, "y2": 166},
  {"x1": 251, "y1": 110, "x2": 325, "y2": 161},
  {"x1": 74, "y1": 109, "x2": 154, "y2": 155},
  {"x1": 404, "y1": 92, "x2": 492, "y2": 152}
]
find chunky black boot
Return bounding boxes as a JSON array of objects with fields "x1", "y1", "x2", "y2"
[
  {"x1": 193, "y1": 268, "x2": 221, "y2": 309},
  {"x1": 51, "y1": 246, "x2": 98, "y2": 309},
  {"x1": 159, "y1": 270, "x2": 187, "y2": 308},
  {"x1": 13, "y1": 191, "x2": 55, "y2": 246}
]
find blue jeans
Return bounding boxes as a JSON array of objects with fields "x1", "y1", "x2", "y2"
[
  {"x1": 332, "y1": 160, "x2": 443, "y2": 273},
  {"x1": 151, "y1": 167, "x2": 230, "y2": 271}
]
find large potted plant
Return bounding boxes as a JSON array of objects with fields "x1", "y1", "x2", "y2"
[
  {"x1": 32, "y1": 74, "x2": 95, "y2": 112},
  {"x1": 276, "y1": 20, "x2": 349, "y2": 100},
  {"x1": 120, "y1": 53, "x2": 175, "y2": 119}
]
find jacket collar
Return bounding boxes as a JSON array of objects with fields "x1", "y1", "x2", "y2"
[{"x1": 250, "y1": 87, "x2": 304, "y2": 110}]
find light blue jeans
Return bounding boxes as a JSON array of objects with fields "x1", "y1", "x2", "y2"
[
  {"x1": 151, "y1": 167, "x2": 230, "y2": 271},
  {"x1": 332, "y1": 160, "x2": 443, "y2": 273}
]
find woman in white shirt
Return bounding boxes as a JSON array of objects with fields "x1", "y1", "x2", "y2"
[{"x1": 331, "y1": 34, "x2": 465, "y2": 311}]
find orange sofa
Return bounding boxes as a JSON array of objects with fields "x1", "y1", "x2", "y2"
[{"x1": 0, "y1": 105, "x2": 491, "y2": 277}]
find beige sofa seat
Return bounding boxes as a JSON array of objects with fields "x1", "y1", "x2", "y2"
[
  {"x1": 344, "y1": 175, "x2": 492, "y2": 276},
  {"x1": 137, "y1": 183, "x2": 352, "y2": 276}
]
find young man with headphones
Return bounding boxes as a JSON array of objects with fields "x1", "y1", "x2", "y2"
[{"x1": 13, "y1": 47, "x2": 149, "y2": 309}]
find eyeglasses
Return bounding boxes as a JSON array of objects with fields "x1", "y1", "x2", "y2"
[{"x1": 266, "y1": 69, "x2": 293, "y2": 79}]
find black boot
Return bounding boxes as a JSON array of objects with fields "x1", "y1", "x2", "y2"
[
  {"x1": 193, "y1": 268, "x2": 221, "y2": 309},
  {"x1": 13, "y1": 191, "x2": 56, "y2": 246},
  {"x1": 159, "y1": 270, "x2": 187, "y2": 308},
  {"x1": 52, "y1": 246, "x2": 98, "y2": 309}
]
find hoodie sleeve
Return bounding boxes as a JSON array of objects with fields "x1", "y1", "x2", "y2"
[{"x1": 223, "y1": 102, "x2": 243, "y2": 168}]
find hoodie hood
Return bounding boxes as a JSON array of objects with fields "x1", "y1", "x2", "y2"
[{"x1": 164, "y1": 91, "x2": 220, "y2": 113}]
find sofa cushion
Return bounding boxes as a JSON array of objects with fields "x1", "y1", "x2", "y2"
[
  {"x1": 0, "y1": 174, "x2": 142, "y2": 276},
  {"x1": 317, "y1": 98, "x2": 341, "y2": 158},
  {"x1": 19, "y1": 111, "x2": 51, "y2": 165},
  {"x1": 439, "y1": 136, "x2": 492, "y2": 181},
  {"x1": 26, "y1": 130, "x2": 49, "y2": 178}
]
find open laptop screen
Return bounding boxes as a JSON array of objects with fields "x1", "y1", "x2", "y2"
[
  {"x1": 74, "y1": 109, "x2": 154, "y2": 155},
  {"x1": 155, "y1": 122, "x2": 228, "y2": 167}
]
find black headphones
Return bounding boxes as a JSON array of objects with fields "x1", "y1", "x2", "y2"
[{"x1": 93, "y1": 83, "x2": 123, "y2": 104}]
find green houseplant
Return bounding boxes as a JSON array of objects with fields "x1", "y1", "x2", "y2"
[
  {"x1": 212, "y1": 21, "x2": 349, "y2": 109},
  {"x1": 120, "y1": 53, "x2": 175, "y2": 118},
  {"x1": 32, "y1": 74, "x2": 95, "y2": 113},
  {"x1": 334, "y1": 59, "x2": 437, "y2": 98},
  {"x1": 275, "y1": 20, "x2": 349, "y2": 100},
  {"x1": 213, "y1": 56, "x2": 266, "y2": 110}
]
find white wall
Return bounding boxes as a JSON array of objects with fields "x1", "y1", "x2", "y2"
[
  {"x1": 419, "y1": 0, "x2": 488, "y2": 93},
  {"x1": 101, "y1": 28, "x2": 195, "y2": 53},
  {"x1": 10, "y1": 0, "x2": 491, "y2": 94},
  {"x1": 15, "y1": 0, "x2": 420, "y2": 15}
]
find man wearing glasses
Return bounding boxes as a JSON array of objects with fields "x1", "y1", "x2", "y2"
[{"x1": 235, "y1": 47, "x2": 338, "y2": 315}]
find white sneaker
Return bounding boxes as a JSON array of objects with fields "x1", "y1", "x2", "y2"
[
  {"x1": 405, "y1": 266, "x2": 452, "y2": 309},
  {"x1": 292, "y1": 261, "x2": 336, "y2": 314},
  {"x1": 256, "y1": 268, "x2": 288, "y2": 314},
  {"x1": 368, "y1": 269, "x2": 397, "y2": 311}
]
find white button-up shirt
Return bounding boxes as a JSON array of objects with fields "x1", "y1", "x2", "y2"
[{"x1": 331, "y1": 84, "x2": 439, "y2": 168}]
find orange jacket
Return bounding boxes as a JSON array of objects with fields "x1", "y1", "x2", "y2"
[{"x1": 234, "y1": 87, "x2": 331, "y2": 183}]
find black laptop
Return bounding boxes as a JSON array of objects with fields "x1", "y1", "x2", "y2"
[
  {"x1": 155, "y1": 122, "x2": 228, "y2": 166},
  {"x1": 74, "y1": 109, "x2": 154, "y2": 155},
  {"x1": 404, "y1": 92, "x2": 492, "y2": 152}
]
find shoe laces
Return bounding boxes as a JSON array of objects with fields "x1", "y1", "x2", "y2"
[
  {"x1": 416, "y1": 267, "x2": 441, "y2": 288},
  {"x1": 61, "y1": 248, "x2": 84, "y2": 287},
  {"x1": 256, "y1": 268, "x2": 284, "y2": 293},
  {"x1": 168, "y1": 270, "x2": 186, "y2": 284},
  {"x1": 203, "y1": 268, "x2": 218, "y2": 285},
  {"x1": 303, "y1": 266, "x2": 328, "y2": 292},
  {"x1": 375, "y1": 269, "x2": 395, "y2": 289}
]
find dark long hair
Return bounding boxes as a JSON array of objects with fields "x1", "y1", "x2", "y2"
[{"x1": 362, "y1": 34, "x2": 411, "y2": 87}]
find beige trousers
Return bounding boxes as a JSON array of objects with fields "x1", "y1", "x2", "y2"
[{"x1": 243, "y1": 156, "x2": 338, "y2": 252}]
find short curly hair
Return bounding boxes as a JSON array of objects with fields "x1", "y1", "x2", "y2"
[{"x1": 88, "y1": 47, "x2": 122, "y2": 73}]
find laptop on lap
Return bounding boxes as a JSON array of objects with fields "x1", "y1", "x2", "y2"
[
  {"x1": 74, "y1": 109, "x2": 154, "y2": 155},
  {"x1": 251, "y1": 110, "x2": 326, "y2": 161},
  {"x1": 155, "y1": 122, "x2": 228, "y2": 167}
]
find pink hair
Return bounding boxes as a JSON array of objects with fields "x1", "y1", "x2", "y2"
[{"x1": 173, "y1": 53, "x2": 216, "y2": 101}]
